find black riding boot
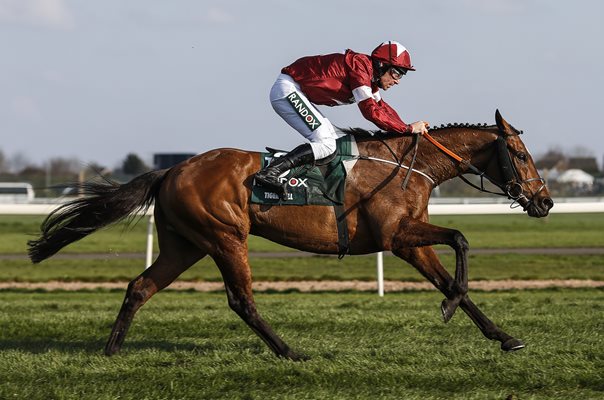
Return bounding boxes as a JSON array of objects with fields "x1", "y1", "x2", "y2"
[{"x1": 255, "y1": 143, "x2": 315, "y2": 198}]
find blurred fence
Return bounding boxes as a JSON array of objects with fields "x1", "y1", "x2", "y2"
[{"x1": 2, "y1": 198, "x2": 603, "y2": 296}]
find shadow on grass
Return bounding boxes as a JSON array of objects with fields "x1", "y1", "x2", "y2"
[{"x1": 0, "y1": 338, "x2": 209, "y2": 354}]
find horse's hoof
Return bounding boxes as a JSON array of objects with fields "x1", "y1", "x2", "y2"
[
  {"x1": 104, "y1": 347, "x2": 118, "y2": 356},
  {"x1": 104, "y1": 341, "x2": 121, "y2": 356},
  {"x1": 501, "y1": 338, "x2": 525, "y2": 352},
  {"x1": 441, "y1": 298, "x2": 458, "y2": 323},
  {"x1": 285, "y1": 351, "x2": 310, "y2": 362}
]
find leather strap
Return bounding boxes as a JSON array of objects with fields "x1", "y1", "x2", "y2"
[
  {"x1": 401, "y1": 133, "x2": 420, "y2": 190},
  {"x1": 333, "y1": 204, "x2": 349, "y2": 259}
]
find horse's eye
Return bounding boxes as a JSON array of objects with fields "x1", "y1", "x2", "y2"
[{"x1": 517, "y1": 152, "x2": 527, "y2": 162}]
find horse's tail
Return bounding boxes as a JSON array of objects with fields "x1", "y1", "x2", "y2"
[{"x1": 28, "y1": 169, "x2": 169, "y2": 264}]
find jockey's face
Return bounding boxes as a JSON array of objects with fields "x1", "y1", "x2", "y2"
[{"x1": 379, "y1": 67, "x2": 402, "y2": 90}]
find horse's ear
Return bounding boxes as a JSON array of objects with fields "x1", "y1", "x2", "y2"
[{"x1": 495, "y1": 109, "x2": 513, "y2": 135}]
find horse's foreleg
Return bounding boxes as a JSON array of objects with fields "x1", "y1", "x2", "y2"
[
  {"x1": 213, "y1": 244, "x2": 307, "y2": 361},
  {"x1": 394, "y1": 246, "x2": 524, "y2": 351},
  {"x1": 391, "y1": 217, "x2": 469, "y2": 322},
  {"x1": 460, "y1": 296, "x2": 525, "y2": 351}
]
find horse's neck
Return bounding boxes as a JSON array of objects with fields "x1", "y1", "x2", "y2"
[
  {"x1": 355, "y1": 135, "x2": 406, "y2": 160},
  {"x1": 352, "y1": 129, "x2": 498, "y2": 185},
  {"x1": 422, "y1": 128, "x2": 498, "y2": 184}
]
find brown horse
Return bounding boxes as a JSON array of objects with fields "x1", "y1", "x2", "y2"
[{"x1": 28, "y1": 110, "x2": 553, "y2": 360}]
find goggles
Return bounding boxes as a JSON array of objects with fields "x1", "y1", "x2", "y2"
[{"x1": 389, "y1": 67, "x2": 407, "y2": 80}]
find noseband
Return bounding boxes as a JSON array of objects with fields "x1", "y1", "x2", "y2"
[
  {"x1": 494, "y1": 135, "x2": 547, "y2": 209},
  {"x1": 423, "y1": 132, "x2": 547, "y2": 211}
]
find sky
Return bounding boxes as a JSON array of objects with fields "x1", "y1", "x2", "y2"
[{"x1": 1, "y1": 0, "x2": 603, "y2": 170}]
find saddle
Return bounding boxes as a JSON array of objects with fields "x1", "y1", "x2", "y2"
[{"x1": 251, "y1": 135, "x2": 359, "y2": 206}]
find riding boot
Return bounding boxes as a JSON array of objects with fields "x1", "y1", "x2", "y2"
[{"x1": 255, "y1": 143, "x2": 315, "y2": 199}]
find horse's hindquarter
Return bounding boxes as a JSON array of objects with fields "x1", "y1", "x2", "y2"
[{"x1": 158, "y1": 148, "x2": 259, "y2": 252}]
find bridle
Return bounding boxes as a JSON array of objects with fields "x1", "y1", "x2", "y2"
[
  {"x1": 422, "y1": 131, "x2": 547, "y2": 210},
  {"x1": 355, "y1": 128, "x2": 547, "y2": 211}
]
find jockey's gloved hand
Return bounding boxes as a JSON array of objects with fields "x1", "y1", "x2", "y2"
[{"x1": 410, "y1": 121, "x2": 430, "y2": 135}]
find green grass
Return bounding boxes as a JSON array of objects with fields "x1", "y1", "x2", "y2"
[
  {"x1": 2, "y1": 253, "x2": 604, "y2": 283},
  {"x1": 430, "y1": 213, "x2": 604, "y2": 249},
  {"x1": 3, "y1": 213, "x2": 602, "y2": 284},
  {"x1": 0, "y1": 289, "x2": 602, "y2": 399},
  {"x1": 3, "y1": 213, "x2": 604, "y2": 255}
]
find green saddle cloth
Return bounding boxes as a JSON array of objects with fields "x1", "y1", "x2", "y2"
[{"x1": 251, "y1": 135, "x2": 358, "y2": 206}]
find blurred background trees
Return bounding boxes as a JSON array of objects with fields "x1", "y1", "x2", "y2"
[{"x1": 0, "y1": 146, "x2": 601, "y2": 198}]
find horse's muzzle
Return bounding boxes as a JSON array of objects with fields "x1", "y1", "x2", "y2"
[{"x1": 527, "y1": 196, "x2": 554, "y2": 218}]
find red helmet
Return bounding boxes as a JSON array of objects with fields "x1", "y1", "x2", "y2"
[{"x1": 371, "y1": 41, "x2": 415, "y2": 71}]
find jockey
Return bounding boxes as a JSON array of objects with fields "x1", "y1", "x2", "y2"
[{"x1": 255, "y1": 41, "x2": 430, "y2": 195}]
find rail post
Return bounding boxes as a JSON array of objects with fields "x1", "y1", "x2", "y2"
[
  {"x1": 145, "y1": 214, "x2": 155, "y2": 268},
  {"x1": 377, "y1": 252, "x2": 384, "y2": 297}
]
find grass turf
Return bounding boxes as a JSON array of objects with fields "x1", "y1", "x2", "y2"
[{"x1": 0, "y1": 289, "x2": 602, "y2": 399}]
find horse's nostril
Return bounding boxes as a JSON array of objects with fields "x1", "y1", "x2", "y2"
[{"x1": 542, "y1": 197, "x2": 554, "y2": 210}]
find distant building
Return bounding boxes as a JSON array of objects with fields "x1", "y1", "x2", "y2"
[
  {"x1": 535, "y1": 157, "x2": 564, "y2": 171},
  {"x1": 567, "y1": 157, "x2": 599, "y2": 174},
  {"x1": 556, "y1": 169, "x2": 594, "y2": 190},
  {"x1": 535, "y1": 150, "x2": 566, "y2": 170},
  {"x1": 153, "y1": 153, "x2": 196, "y2": 170}
]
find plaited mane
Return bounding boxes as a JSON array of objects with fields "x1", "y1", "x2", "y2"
[
  {"x1": 428, "y1": 123, "x2": 494, "y2": 132},
  {"x1": 339, "y1": 123, "x2": 496, "y2": 138},
  {"x1": 429, "y1": 122, "x2": 523, "y2": 135}
]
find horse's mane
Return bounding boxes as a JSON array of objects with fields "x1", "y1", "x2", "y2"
[
  {"x1": 428, "y1": 122, "x2": 496, "y2": 132},
  {"x1": 339, "y1": 123, "x2": 496, "y2": 139}
]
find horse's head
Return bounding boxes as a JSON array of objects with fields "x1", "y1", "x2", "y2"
[{"x1": 486, "y1": 110, "x2": 554, "y2": 217}]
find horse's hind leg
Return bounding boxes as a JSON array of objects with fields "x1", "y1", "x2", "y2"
[
  {"x1": 212, "y1": 239, "x2": 306, "y2": 360},
  {"x1": 105, "y1": 226, "x2": 204, "y2": 356},
  {"x1": 394, "y1": 246, "x2": 524, "y2": 351}
]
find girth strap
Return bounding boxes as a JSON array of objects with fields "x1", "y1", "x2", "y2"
[{"x1": 333, "y1": 204, "x2": 349, "y2": 259}]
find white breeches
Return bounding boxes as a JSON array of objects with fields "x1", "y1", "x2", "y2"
[{"x1": 269, "y1": 74, "x2": 340, "y2": 160}]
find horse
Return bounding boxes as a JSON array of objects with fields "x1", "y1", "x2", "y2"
[{"x1": 28, "y1": 110, "x2": 553, "y2": 360}]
